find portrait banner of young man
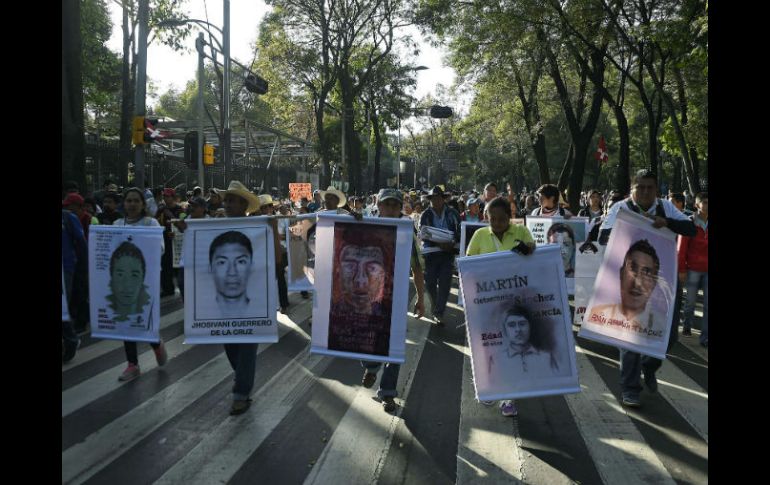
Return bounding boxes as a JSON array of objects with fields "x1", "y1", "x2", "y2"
[
  {"x1": 183, "y1": 217, "x2": 278, "y2": 344},
  {"x1": 311, "y1": 213, "x2": 414, "y2": 363},
  {"x1": 89, "y1": 225, "x2": 164, "y2": 342},
  {"x1": 457, "y1": 244, "x2": 580, "y2": 401},
  {"x1": 286, "y1": 213, "x2": 317, "y2": 292},
  {"x1": 457, "y1": 221, "x2": 489, "y2": 308},
  {"x1": 573, "y1": 245, "x2": 606, "y2": 326},
  {"x1": 580, "y1": 209, "x2": 677, "y2": 359},
  {"x1": 526, "y1": 216, "x2": 590, "y2": 294}
]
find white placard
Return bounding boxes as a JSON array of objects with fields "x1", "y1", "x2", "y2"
[
  {"x1": 286, "y1": 213, "x2": 317, "y2": 292},
  {"x1": 573, "y1": 245, "x2": 606, "y2": 325}
]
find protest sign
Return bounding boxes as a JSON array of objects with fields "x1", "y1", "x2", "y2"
[
  {"x1": 171, "y1": 223, "x2": 184, "y2": 268},
  {"x1": 457, "y1": 221, "x2": 488, "y2": 307},
  {"x1": 289, "y1": 183, "x2": 313, "y2": 203},
  {"x1": 573, "y1": 245, "x2": 606, "y2": 325},
  {"x1": 286, "y1": 213, "x2": 317, "y2": 291}
]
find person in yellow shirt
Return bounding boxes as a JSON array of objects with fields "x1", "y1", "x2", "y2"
[{"x1": 465, "y1": 196, "x2": 536, "y2": 417}]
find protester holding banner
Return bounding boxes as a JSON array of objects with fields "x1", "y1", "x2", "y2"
[
  {"x1": 677, "y1": 192, "x2": 708, "y2": 347},
  {"x1": 597, "y1": 170, "x2": 695, "y2": 408},
  {"x1": 360, "y1": 188, "x2": 426, "y2": 413},
  {"x1": 419, "y1": 186, "x2": 461, "y2": 326},
  {"x1": 466, "y1": 196, "x2": 536, "y2": 417},
  {"x1": 258, "y1": 194, "x2": 290, "y2": 313},
  {"x1": 62, "y1": 209, "x2": 87, "y2": 363},
  {"x1": 171, "y1": 197, "x2": 210, "y2": 301},
  {"x1": 112, "y1": 188, "x2": 168, "y2": 381}
]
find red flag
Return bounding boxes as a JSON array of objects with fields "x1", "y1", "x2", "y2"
[{"x1": 594, "y1": 136, "x2": 609, "y2": 164}]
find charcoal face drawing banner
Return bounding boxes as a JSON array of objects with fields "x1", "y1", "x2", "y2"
[
  {"x1": 457, "y1": 245, "x2": 580, "y2": 401},
  {"x1": 89, "y1": 225, "x2": 163, "y2": 342},
  {"x1": 286, "y1": 213, "x2": 317, "y2": 292},
  {"x1": 579, "y1": 209, "x2": 677, "y2": 359},
  {"x1": 457, "y1": 221, "x2": 489, "y2": 308},
  {"x1": 183, "y1": 217, "x2": 278, "y2": 344},
  {"x1": 62, "y1": 265, "x2": 70, "y2": 322},
  {"x1": 311, "y1": 213, "x2": 413, "y2": 363},
  {"x1": 171, "y1": 224, "x2": 184, "y2": 268},
  {"x1": 573, "y1": 245, "x2": 606, "y2": 325}
]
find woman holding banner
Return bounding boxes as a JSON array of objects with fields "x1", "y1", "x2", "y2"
[
  {"x1": 112, "y1": 188, "x2": 168, "y2": 382},
  {"x1": 466, "y1": 197, "x2": 536, "y2": 417}
]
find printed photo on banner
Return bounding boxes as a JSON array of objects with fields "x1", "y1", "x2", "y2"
[
  {"x1": 579, "y1": 209, "x2": 677, "y2": 359},
  {"x1": 573, "y1": 245, "x2": 606, "y2": 325},
  {"x1": 183, "y1": 218, "x2": 278, "y2": 344},
  {"x1": 62, "y1": 265, "x2": 70, "y2": 322},
  {"x1": 457, "y1": 245, "x2": 580, "y2": 401},
  {"x1": 286, "y1": 213, "x2": 317, "y2": 291},
  {"x1": 526, "y1": 216, "x2": 589, "y2": 294},
  {"x1": 311, "y1": 213, "x2": 413, "y2": 363},
  {"x1": 88, "y1": 225, "x2": 163, "y2": 342},
  {"x1": 457, "y1": 221, "x2": 488, "y2": 307},
  {"x1": 289, "y1": 182, "x2": 313, "y2": 202}
]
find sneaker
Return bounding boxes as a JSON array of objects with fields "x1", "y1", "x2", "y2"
[
  {"x1": 500, "y1": 400, "x2": 518, "y2": 417},
  {"x1": 62, "y1": 338, "x2": 81, "y2": 364},
  {"x1": 621, "y1": 393, "x2": 641, "y2": 407},
  {"x1": 480, "y1": 400, "x2": 495, "y2": 407},
  {"x1": 362, "y1": 371, "x2": 377, "y2": 389},
  {"x1": 643, "y1": 370, "x2": 658, "y2": 394},
  {"x1": 230, "y1": 398, "x2": 252, "y2": 416},
  {"x1": 153, "y1": 341, "x2": 168, "y2": 367},
  {"x1": 382, "y1": 396, "x2": 396, "y2": 413},
  {"x1": 682, "y1": 328, "x2": 692, "y2": 336},
  {"x1": 434, "y1": 314, "x2": 445, "y2": 327},
  {"x1": 119, "y1": 363, "x2": 141, "y2": 381}
]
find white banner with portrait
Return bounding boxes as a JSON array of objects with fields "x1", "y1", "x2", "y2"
[
  {"x1": 183, "y1": 217, "x2": 278, "y2": 344},
  {"x1": 171, "y1": 223, "x2": 184, "y2": 268},
  {"x1": 62, "y1": 265, "x2": 70, "y2": 322},
  {"x1": 573, "y1": 245, "x2": 606, "y2": 325},
  {"x1": 578, "y1": 209, "x2": 677, "y2": 359},
  {"x1": 457, "y1": 221, "x2": 489, "y2": 308},
  {"x1": 526, "y1": 216, "x2": 589, "y2": 295},
  {"x1": 457, "y1": 245, "x2": 580, "y2": 401},
  {"x1": 89, "y1": 225, "x2": 164, "y2": 342},
  {"x1": 286, "y1": 213, "x2": 317, "y2": 292},
  {"x1": 311, "y1": 214, "x2": 413, "y2": 363}
]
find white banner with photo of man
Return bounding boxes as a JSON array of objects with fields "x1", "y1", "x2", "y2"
[
  {"x1": 457, "y1": 245, "x2": 580, "y2": 401},
  {"x1": 526, "y1": 216, "x2": 589, "y2": 295},
  {"x1": 62, "y1": 265, "x2": 70, "y2": 322},
  {"x1": 286, "y1": 213, "x2": 317, "y2": 292},
  {"x1": 89, "y1": 225, "x2": 164, "y2": 342},
  {"x1": 183, "y1": 217, "x2": 278, "y2": 344},
  {"x1": 457, "y1": 221, "x2": 489, "y2": 308},
  {"x1": 578, "y1": 209, "x2": 677, "y2": 359},
  {"x1": 573, "y1": 245, "x2": 606, "y2": 325},
  {"x1": 311, "y1": 213, "x2": 413, "y2": 363}
]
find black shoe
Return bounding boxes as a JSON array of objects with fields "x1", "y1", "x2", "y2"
[
  {"x1": 301, "y1": 291, "x2": 310, "y2": 299},
  {"x1": 382, "y1": 396, "x2": 396, "y2": 413},
  {"x1": 62, "y1": 339, "x2": 81, "y2": 363},
  {"x1": 643, "y1": 371, "x2": 658, "y2": 394},
  {"x1": 433, "y1": 314, "x2": 445, "y2": 327},
  {"x1": 362, "y1": 371, "x2": 377, "y2": 389},
  {"x1": 230, "y1": 398, "x2": 252, "y2": 416},
  {"x1": 682, "y1": 328, "x2": 692, "y2": 336}
]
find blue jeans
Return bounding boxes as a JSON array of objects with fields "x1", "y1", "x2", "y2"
[
  {"x1": 62, "y1": 271, "x2": 79, "y2": 346},
  {"x1": 361, "y1": 361, "x2": 400, "y2": 398},
  {"x1": 619, "y1": 310, "x2": 679, "y2": 398},
  {"x1": 682, "y1": 271, "x2": 708, "y2": 344},
  {"x1": 224, "y1": 343, "x2": 259, "y2": 401},
  {"x1": 424, "y1": 251, "x2": 455, "y2": 317}
]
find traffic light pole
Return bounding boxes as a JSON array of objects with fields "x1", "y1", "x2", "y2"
[
  {"x1": 396, "y1": 118, "x2": 401, "y2": 189},
  {"x1": 133, "y1": 0, "x2": 149, "y2": 189},
  {"x1": 223, "y1": 0, "x2": 231, "y2": 184},
  {"x1": 197, "y1": 33, "x2": 205, "y2": 192}
]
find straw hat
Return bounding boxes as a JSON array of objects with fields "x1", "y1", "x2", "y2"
[
  {"x1": 221, "y1": 181, "x2": 261, "y2": 214},
  {"x1": 320, "y1": 186, "x2": 347, "y2": 205}
]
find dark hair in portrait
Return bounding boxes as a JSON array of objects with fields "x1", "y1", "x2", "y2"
[
  {"x1": 622, "y1": 239, "x2": 660, "y2": 276},
  {"x1": 503, "y1": 304, "x2": 559, "y2": 371},
  {"x1": 107, "y1": 241, "x2": 151, "y2": 318},
  {"x1": 209, "y1": 230, "x2": 254, "y2": 263}
]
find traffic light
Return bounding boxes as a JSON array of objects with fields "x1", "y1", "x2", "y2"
[
  {"x1": 429, "y1": 105, "x2": 453, "y2": 119},
  {"x1": 203, "y1": 144, "x2": 214, "y2": 165},
  {"x1": 132, "y1": 116, "x2": 146, "y2": 145},
  {"x1": 184, "y1": 131, "x2": 206, "y2": 167},
  {"x1": 245, "y1": 73, "x2": 268, "y2": 95}
]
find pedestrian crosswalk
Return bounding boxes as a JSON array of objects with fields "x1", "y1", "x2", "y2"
[{"x1": 62, "y1": 289, "x2": 708, "y2": 484}]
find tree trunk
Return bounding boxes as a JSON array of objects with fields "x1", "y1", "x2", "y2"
[
  {"x1": 315, "y1": 102, "x2": 330, "y2": 188},
  {"x1": 62, "y1": 0, "x2": 85, "y2": 189},
  {"x1": 371, "y1": 113, "x2": 382, "y2": 188},
  {"x1": 339, "y1": 69, "x2": 360, "y2": 194},
  {"x1": 614, "y1": 104, "x2": 631, "y2": 196},
  {"x1": 118, "y1": 5, "x2": 133, "y2": 187}
]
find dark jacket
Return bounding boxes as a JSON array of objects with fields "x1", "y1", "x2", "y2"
[{"x1": 419, "y1": 206, "x2": 462, "y2": 249}]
